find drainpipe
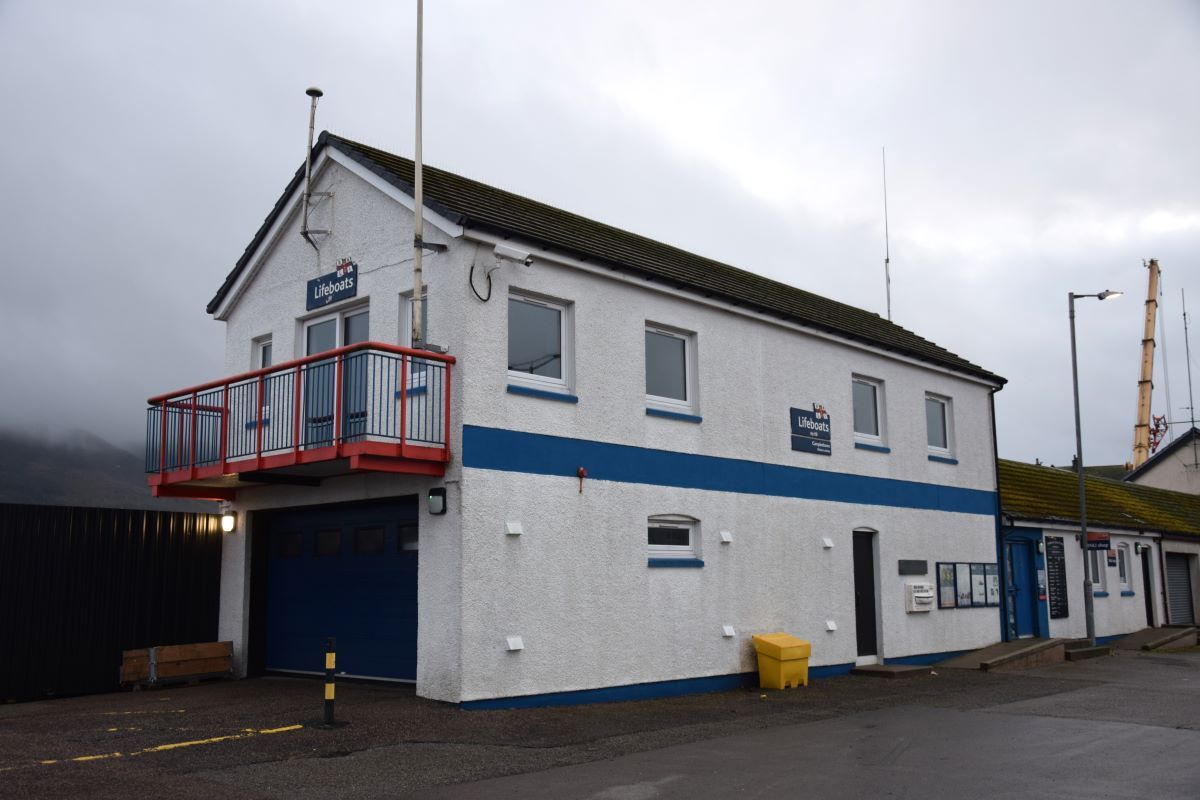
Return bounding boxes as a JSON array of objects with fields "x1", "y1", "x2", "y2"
[
  {"x1": 989, "y1": 386, "x2": 1008, "y2": 642},
  {"x1": 1158, "y1": 535, "x2": 1170, "y2": 625}
]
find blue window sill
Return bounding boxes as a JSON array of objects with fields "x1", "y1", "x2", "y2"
[
  {"x1": 1120, "y1": 590, "x2": 1136, "y2": 597},
  {"x1": 646, "y1": 408, "x2": 702, "y2": 424},
  {"x1": 394, "y1": 384, "x2": 428, "y2": 398},
  {"x1": 1093, "y1": 591, "x2": 1109, "y2": 598},
  {"x1": 507, "y1": 384, "x2": 579, "y2": 404},
  {"x1": 648, "y1": 558, "x2": 705, "y2": 568},
  {"x1": 928, "y1": 454, "x2": 958, "y2": 465},
  {"x1": 854, "y1": 442, "x2": 891, "y2": 453}
]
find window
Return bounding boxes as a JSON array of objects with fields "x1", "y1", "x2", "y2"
[
  {"x1": 256, "y1": 337, "x2": 274, "y2": 370},
  {"x1": 645, "y1": 325, "x2": 697, "y2": 415},
  {"x1": 852, "y1": 376, "x2": 885, "y2": 444},
  {"x1": 1118, "y1": 544, "x2": 1130, "y2": 588},
  {"x1": 1089, "y1": 549, "x2": 1107, "y2": 592},
  {"x1": 314, "y1": 529, "x2": 342, "y2": 557},
  {"x1": 354, "y1": 526, "x2": 385, "y2": 555},
  {"x1": 647, "y1": 514, "x2": 698, "y2": 560},
  {"x1": 508, "y1": 294, "x2": 571, "y2": 390},
  {"x1": 275, "y1": 531, "x2": 303, "y2": 558},
  {"x1": 398, "y1": 524, "x2": 419, "y2": 552},
  {"x1": 925, "y1": 394, "x2": 953, "y2": 454}
]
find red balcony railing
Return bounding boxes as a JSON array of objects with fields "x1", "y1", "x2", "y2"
[{"x1": 145, "y1": 342, "x2": 454, "y2": 500}]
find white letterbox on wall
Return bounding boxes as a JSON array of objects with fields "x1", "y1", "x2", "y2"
[{"x1": 906, "y1": 582, "x2": 935, "y2": 613}]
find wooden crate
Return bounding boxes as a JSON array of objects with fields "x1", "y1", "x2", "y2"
[{"x1": 120, "y1": 641, "x2": 232, "y2": 687}]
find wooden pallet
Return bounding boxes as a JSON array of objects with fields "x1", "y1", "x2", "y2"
[{"x1": 121, "y1": 641, "x2": 232, "y2": 687}]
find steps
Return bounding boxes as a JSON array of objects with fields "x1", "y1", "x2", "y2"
[
  {"x1": 1115, "y1": 626, "x2": 1198, "y2": 651},
  {"x1": 851, "y1": 664, "x2": 932, "y2": 679}
]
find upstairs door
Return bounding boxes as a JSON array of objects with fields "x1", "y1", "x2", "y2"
[{"x1": 303, "y1": 309, "x2": 368, "y2": 446}]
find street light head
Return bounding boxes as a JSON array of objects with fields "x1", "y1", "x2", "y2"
[{"x1": 1098, "y1": 290, "x2": 1123, "y2": 301}]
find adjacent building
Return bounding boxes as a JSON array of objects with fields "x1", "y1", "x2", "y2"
[{"x1": 146, "y1": 132, "x2": 1008, "y2": 706}]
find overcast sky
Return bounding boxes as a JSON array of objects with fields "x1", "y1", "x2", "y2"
[{"x1": 1, "y1": 0, "x2": 1197, "y2": 467}]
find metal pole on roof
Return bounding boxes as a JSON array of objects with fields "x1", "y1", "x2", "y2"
[
  {"x1": 411, "y1": 0, "x2": 425, "y2": 346},
  {"x1": 882, "y1": 147, "x2": 892, "y2": 322}
]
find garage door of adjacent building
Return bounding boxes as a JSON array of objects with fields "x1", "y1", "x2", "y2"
[
  {"x1": 264, "y1": 497, "x2": 419, "y2": 681},
  {"x1": 1165, "y1": 552, "x2": 1195, "y2": 625}
]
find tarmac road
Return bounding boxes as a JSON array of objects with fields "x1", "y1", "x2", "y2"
[{"x1": 0, "y1": 650, "x2": 1197, "y2": 798}]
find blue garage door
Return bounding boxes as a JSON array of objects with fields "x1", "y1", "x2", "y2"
[{"x1": 266, "y1": 498, "x2": 418, "y2": 681}]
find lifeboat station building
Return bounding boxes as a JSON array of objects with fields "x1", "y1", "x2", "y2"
[{"x1": 146, "y1": 132, "x2": 1008, "y2": 706}]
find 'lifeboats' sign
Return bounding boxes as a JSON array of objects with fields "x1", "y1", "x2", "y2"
[
  {"x1": 306, "y1": 258, "x2": 358, "y2": 310},
  {"x1": 790, "y1": 404, "x2": 831, "y2": 455}
]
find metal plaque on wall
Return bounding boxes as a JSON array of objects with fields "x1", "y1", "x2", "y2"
[{"x1": 790, "y1": 404, "x2": 831, "y2": 455}]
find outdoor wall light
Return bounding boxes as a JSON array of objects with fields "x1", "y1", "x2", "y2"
[
  {"x1": 506, "y1": 636, "x2": 524, "y2": 652},
  {"x1": 506, "y1": 521, "x2": 524, "y2": 536},
  {"x1": 821, "y1": 536, "x2": 835, "y2": 549},
  {"x1": 722, "y1": 625, "x2": 736, "y2": 638},
  {"x1": 720, "y1": 530, "x2": 733, "y2": 543},
  {"x1": 428, "y1": 487, "x2": 447, "y2": 515},
  {"x1": 220, "y1": 511, "x2": 238, "y2": 534},
  {"x1": 1037, "y1": 540, "x2": 1045, "y2": 554}
]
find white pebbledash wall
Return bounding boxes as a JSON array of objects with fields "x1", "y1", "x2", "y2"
[{"x1": 213, "y1": 155, "x2": 1004, "y2": 703}]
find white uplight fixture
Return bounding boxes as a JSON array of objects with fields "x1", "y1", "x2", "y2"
[
  {"x1": 826, "y1": 620, "x2": 837, "y2": 632},
  {"x1": 821, "y1": 536, "x2": 834, "y2": 549},
  {"x1": 506, "y1": 521, "x2": 524, "y2": 536},
  {"x1": 720, "y1": 530, "x2": 733, "y2": 544},
  {"x1": 722, "y1": 625, "x2": 736, "y2": 638},
  {"x1": 506, "y1": 636, "x2": 524, "y2": 652}
]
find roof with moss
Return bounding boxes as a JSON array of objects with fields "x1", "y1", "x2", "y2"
[
  {"x1": 999, "y1": 458, "x2": 1200, "y2": 537},
  {"x1": 209, "y1": 132, "x2": 1003, "y2": 385}
]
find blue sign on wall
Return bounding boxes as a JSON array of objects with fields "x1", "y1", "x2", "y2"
[
  {"x1": 790, "y1": 404, "x2": 831, "y2": 455},
  {"x1": 306, "y1": 258, "x2": 358, "y2": 311}
]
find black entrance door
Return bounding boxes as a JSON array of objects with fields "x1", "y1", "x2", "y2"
[
  {"x1": 1141, "y1": 548, "x2": 1155, "y2": 627},
  {"x1": 853, "y1": 531, "x2": 878, "y2": 658}
]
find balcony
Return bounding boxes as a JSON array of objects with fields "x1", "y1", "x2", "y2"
[{"x1": 145, "y1": 342, "x2": 454, "y2": 501}]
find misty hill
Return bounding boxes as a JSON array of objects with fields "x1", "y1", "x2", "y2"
[{"x1": 0, "y1": 429, "x2": 215, "y2": 512}]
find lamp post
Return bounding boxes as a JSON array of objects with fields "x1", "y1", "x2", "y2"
[{"x1": 1068, "y1": 289, "x2": 1122, "y2": 647}]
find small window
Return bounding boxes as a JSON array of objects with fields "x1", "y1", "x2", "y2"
[
  {"x1": 1118, "y1": 544, "x2": 1129, "y2": 588},
  {"x1": 853, "y1": 376, "x2": 885, "y2": 442},
  {"x1": 645, "y1": 325, "x2": 697, "y2": 413},
  {"x1": 398, "y1": 524, "x2": 419, "y2": 551},
  {"x1": 354, "y1": 526, "x2": 385, "y2": 555},
  {"x1": 508, "y1": 294, "x2": 570, "y2": 389},
  {"x1": 1089, "y1": 549, "x2": 1107, "y2": 591},
  {"x1": 304, "y1": 306, "x2": 369, "y2": 357},
  {"x1": 256, "y1": 338, "x2": 274, "y2": 370},
  {"x1": 925, "y1": 394, "x2": 952, "y2": 453},
  {"x1": 648, "y1": 514, "x2": 698, "y2": 559},
  {"x1": 314, "y1": 529, "x2": 342, "y2": 557},
  {"x1": 275, "y1": 531, "x2": 303, "y2": 558},
  {"x1": 343, "y1": 309, "x2": 370, "y2": 346}
]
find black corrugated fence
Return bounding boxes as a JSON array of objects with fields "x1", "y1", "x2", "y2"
[{"x1": 0, "y1": 503, "x2": 223, "y2": 703}]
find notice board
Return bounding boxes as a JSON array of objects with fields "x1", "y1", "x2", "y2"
[{"x1": 1046, "y1": 536, "x2": 1069, "y2": 619}]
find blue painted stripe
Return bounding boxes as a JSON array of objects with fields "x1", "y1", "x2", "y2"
[
  {"x1": 461, "y1": 663, "x2": 859, "y2": 709},
  {"x1": 506, "y1": 384, "x2": 579, "y2": 404},
  {"x1": 1093, "y1": 591, "x2": 1110, "y2": 598},
  {"x1": 1120, "y1": 590, "x2": 1136, "y2": 597},
  {"x1": 646, "y1": 408, "x2": 703, "y2": 424},
  {"x1": 881, "y1": 649, "x2": 965, "y2": 667},
  {"x1": 394, "y1": 384, "x2": 428, "y2": 398},
  {"x1": 855, "y1": 442, "x2": 891, "y2": 453},
  {"x1": 648, "y1": 557, "x2": 704, "y2": 568},
  {"x1": 928, "y1": 454, "x2": 959, "y2": 465},
  {"x1": 462, "y1": 426, "x2": 996, "y2": 516}
]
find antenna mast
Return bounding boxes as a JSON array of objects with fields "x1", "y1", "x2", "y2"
[
  {"x1": 1159, "y1": 271, "x2": 1175, "y2": 446},
  {"x1": 882, "y1": 147, "x2": 892, "y2": 321},
  {"x1": 1183, "y1": 290, "x2": 1198, "y2": 469},
  {"x1": 1131, "y1": 259, "x2": 1160, "y2": 468}
]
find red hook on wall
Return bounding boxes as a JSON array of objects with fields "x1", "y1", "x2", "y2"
[{"x1": 577, "y1": 466, "x2": 587, "y2": 493}]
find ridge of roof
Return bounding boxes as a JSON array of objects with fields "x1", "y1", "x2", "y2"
[
  {"x1": 998, "y1": 458, "x2": 1200, "y2": 537},
  {"x1": 208, "y1": 132, "x2": 1004, "y2": 385}
]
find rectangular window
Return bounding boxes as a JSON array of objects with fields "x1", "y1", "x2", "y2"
[
  {"x1": 1118, "y1": 544, "x2": 1129, "y2": 587},
  {"x1": 256, "y1": 338, "x2": 274, "y2": 370},
  {"x1": 645, "y1": 325, "x2": 697, "y2": 414},
  {"x1": 925, "y1": 394, "x2": 952, "y2": 453},
  {"x1": 314, "y1": 529, "x2": 342, "y2": 557},
  {"x1": 275, "y1": 531, "x2": 303, "y2": 558},
  {"x1": 304, "y1": 305, "x2": 369, "y2": 356},
  {"x1": 508, "y1": 294, "x2": 570, "y2": 390},
  {"x1": 398, "y1": 524, "x2": 419, "y2": 552},
  {"x1": 354, "y1": 526, "x2": 385, "y2": 555},
  {"x1": 852, "y1": 376, "x2": 884, "y2": 442},
  {"x1": 1089, "y1": 550, "x2": 1107, "y2": 591},
  {"x1": 647, "y1": 515, "x2": 698, "y2": 559}
]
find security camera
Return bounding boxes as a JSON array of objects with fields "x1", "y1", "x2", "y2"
[{"x1": 493, "y1": 242, "x2": 533, "y2": 265}]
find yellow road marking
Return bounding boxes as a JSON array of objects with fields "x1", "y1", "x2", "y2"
[{"x1": 0, "y1": 724, "x2": 303, "y2": 772}]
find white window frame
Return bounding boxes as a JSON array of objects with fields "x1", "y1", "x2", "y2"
[
  {"x1": 852, "y1": 375, "x2": 886, "y2": 445},
  {"x1": 301, "y1": 303, "x2": 369, "y2": 357},
  {"x1": 645, "y1": 323, "x2": 698, "y2": 415},
  {"x1": 1089, "y1": 549, "x2": 1108, "y2": 592},
  {"x1": 647, "y1": 514, "x2": 699, "y2": 559},
  {"x1": 507, "y1": 292, "x2": 573, "y2": 393},
  {"x1": 254, "y1": 336, "x2": 274, "y2": 370},
  {"x1": 400, "y1": 291, "x2": 430, "y2": 390},
  {"x1": 925, "y1": 393, "x2": 953, "y2": 456},
  {"x1": 1118, "y1": 544, "x2": 1130, "y2": 589}
]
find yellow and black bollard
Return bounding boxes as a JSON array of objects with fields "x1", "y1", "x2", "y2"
[{"x1": 324, "y1": 636, "x2": 336, "y2": 726}]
